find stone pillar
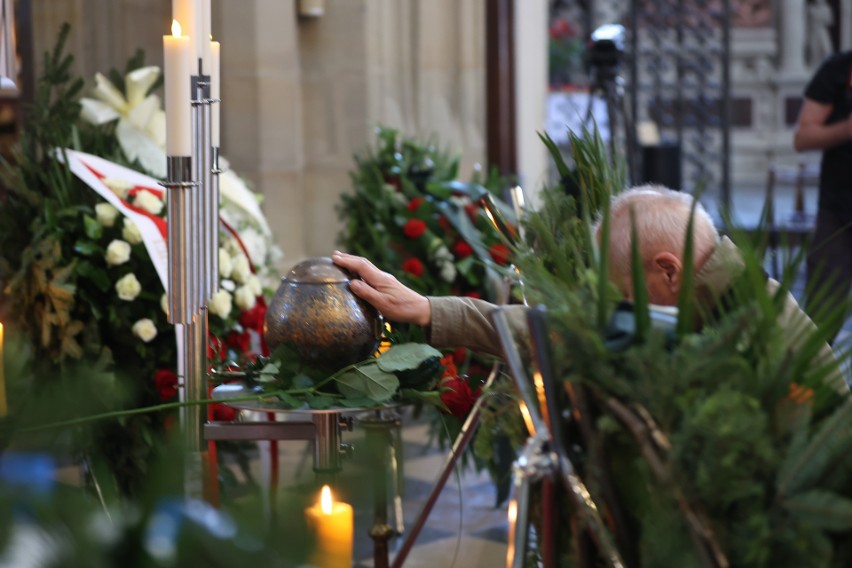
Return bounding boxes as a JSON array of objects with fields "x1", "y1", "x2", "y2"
[
  {"x1": 216, "y1": 0, "x2": 304, "y2": 264},
  {"x1": 514, "y1": 0, "x2": 548, "y2": 206},
  {"x1": 778, "y1": 0, "x2": 808, "y2": 77}
]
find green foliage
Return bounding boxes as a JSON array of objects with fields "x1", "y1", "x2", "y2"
[{"x1": 508, "y1": 129, "x2": 852, "y2": 566}]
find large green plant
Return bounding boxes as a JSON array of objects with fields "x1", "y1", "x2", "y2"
[{"x1": 507, "y1": 129, "x2": 852, "y2": 566}]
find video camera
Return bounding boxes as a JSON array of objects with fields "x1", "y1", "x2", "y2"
[{"x1": 587, "y1": 23, "x2": 626, "y2": 72}]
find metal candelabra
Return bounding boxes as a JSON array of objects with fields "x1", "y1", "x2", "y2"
[{"x1": 162, "y1": 60, "x2": 221, "y2": 499}]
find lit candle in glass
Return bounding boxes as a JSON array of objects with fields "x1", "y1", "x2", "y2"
[
  {"x1": 0, "y1": 322, "x2": 6, "y2": 417},
  {"x1": 163, "y1": 19, "x2": 192, "y2": 156},
  {"x1": 210, "y1": 40, "x2": 220, "y2": 147},
  {"x1": 305, "y1": 485, "x2": 353, "y2": 568}
]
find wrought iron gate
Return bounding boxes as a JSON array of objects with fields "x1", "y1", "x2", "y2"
[{"x1": 627, "y1": 0, "x2": 732, "y2": 206}]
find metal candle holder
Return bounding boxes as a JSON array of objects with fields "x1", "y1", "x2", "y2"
[{"x1": 162, "y1": 60, "x2": 221, "y2": 499}]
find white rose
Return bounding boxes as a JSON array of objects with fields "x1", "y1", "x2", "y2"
[
  {"x1": 133, "y1": 189, "x2": 164, "y2": 215},
  {"x1": 105, "y1": 240, "x2": 132, "y2": 266},
  {"x1": 160, "y1": 293, "x2": 169, "y2": 316},
  {"x1": 440, "y1": 260, "x2": 457, "y2": 283},
  {"x1": 432, "y1": 245, "x2": 453, "y2": 262},
  {"x1": 234, "y1": 285, "x2": 257, "y2": 311},
  {"x1": 131, "y1": 318, "x2": 158, "y2": 343},
  {"x1": 223, "y1": 236, "x2": 242, "y2": 257},
  {"x1": 247, "y1": 274, "x2": 263, "y2": 297},
  {"x1": 230, "y1": 254, "x2": 251, "y2": 284},
  {"x1": 95, "y1": 203, "x2": 119, "y2": 227},
  {"x1": 122, "y1": 218, "x2": 143, "y2": 245},
  {"x1": 218, "y1": 248, "x2": 233, "y2": 277},
  {"x1": 102, "y1": 177, "x2": 133, "y2": 199},
  {"x1": 209, "y1": 289, "x2": 233, "y2": 319},
  {"x1": 115, "y1": 273, "x2": 141, "y2": 301}
]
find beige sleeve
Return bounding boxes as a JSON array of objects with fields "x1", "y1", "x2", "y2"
[{"x1": 427, "y1": 296, "x2": 530, "y2": 358}]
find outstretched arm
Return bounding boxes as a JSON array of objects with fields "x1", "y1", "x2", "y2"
[{"x1": 331, "y1": 250, "x2": 431, "y2": 326}]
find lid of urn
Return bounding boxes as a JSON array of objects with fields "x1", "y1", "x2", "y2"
[{"x1": 283, "y1": 256, "x2": 352, "y2": 284}]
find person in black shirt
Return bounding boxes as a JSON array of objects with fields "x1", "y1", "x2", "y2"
[{"x1": 793, "y1": 50, "x2": 852, "y2": 342}]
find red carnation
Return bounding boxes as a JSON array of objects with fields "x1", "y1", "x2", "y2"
[
  {"x1": 452, "y1": 241, "x2": 474, "y2": 258},
  {"x1": 407, "y1": 197, "x2": 425, "y2": 212},
  {"x1": 154, "y1": 369, "x2": 178, "y2": 401},
  {"x1": 489, "y1": 243, "x2": 511, "y2": 265},
  {"x1": 439, "y1": 376, "x2": 479, "y2": 420},
  {"x1": 403, "y1": 218, "x2": 427, "y2": 239},
  {"x1": 402, "y1": 257, "x2": 424, "y2": 277}
]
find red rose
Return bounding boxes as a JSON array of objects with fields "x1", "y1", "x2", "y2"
[
  {"x1": 212, "y1": 402, "x2": 238, "y2": 422},
  {"x1": 208, "y1": 385, "x2": 238, "y2": 422},
  {"x1": 452, "y1": 347, "x2": 468, "y2": 365},
  {"x1": 225, "y1": 330, "x2": 251, "y2": 353},
  {"x1": 452, "y1": 241, "x2": 474, "y2": 259},
  {"x1": 154, "y1": 369, "x2": 178, "y2": 401},
  {"x1": 464, "y1": 203, "x2": 479, "y2": 223},
  {"x1": 239, "y1": 301, "x2": 267, "y2": 331},
  {"x1": 402, "y1": 257, "x2": 424, "y2": 277},
  {"x1": 208, "y1": 334, "x2": 225, "y2": 362},
  {"x1": 489, "y1": 243, "x2": 511, "y2": 265},
  {"x1": 440, "y1": 354, "x2": 458, "y2": 380},
  {"x1": 407, "y1": 197, "x2": 425, "y2": 212},
  {"x1": 437, "y1": 216, "x2": 452, "y2": 232},
  {"x1": 463, "y1": 290, "x2": 481, "y2": 300},
  {"x1": 403, "y1": 219, "x2": 427, "y2": 239},
  {"x1": 439, "y1": 376, "x2": 479, "y2": 420}
]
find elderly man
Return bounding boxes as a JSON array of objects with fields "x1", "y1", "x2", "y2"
[{"x1": 333, "y1": 186, "x2": 839, "y2": 382}]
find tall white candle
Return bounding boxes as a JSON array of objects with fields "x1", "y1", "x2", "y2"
[
  {"x1": 200, "y1": 0, "x2": 212, "y2": 75},
  {"x1": 210, "y1": 40, "x2": 221, "y2": 147},
  {"x1": 164, "y1": 19, "x2": 192, "y2": 156},
  {"x1": 173, "y1": 0, "x2": 202, "y2": 73}
]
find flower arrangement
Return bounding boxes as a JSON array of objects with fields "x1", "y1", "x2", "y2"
[
  {"x1": 0, "y1": 27, "x2": 279, "y2": 493},
  {"x1": 548, "y1": 16, "x2": 586, "y2": 89},
  {"x1": 336, "y1": 127, "x2": 518, "y2": 419}
]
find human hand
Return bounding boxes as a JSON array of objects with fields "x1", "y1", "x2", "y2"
[{"x1": 332, "y1": 251, "x2": 432, "y2": 327}]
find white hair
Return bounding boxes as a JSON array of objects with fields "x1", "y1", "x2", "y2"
[{"x1": 600, "y1": 184, "x2": 719, "y2": 283}]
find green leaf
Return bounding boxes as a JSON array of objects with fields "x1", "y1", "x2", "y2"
[
  {"x1": 338, "y1": 397, "x2": 378, "y2": 408},
  {"x1": 73, "y1": 240, "x2": 100, "y2": 256},
  {"x1": 75, "y1": 260, "x2": 110, "y2": 292},
  {"x1": 399, "y1": 388, "x2": 450, "y2": 412},
  {"x1": 335, "y1": 362, "x2": 399, "y2": 402},
  {"x1": 783, "y1": 490, "x2": 852, "y2": 532},
  {"x1": 376, "y1": 343, "x2": 442, "y2": 373},
  {"x1": 83, "y1": 214, "x2": 102, "y2": 239},
  {"x1": 305, "y1": 393, "x2": 335, "y2": 410}
]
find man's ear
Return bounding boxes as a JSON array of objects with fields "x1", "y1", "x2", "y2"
[{"x1": 651, "y1": 251, "x2": 682, "y2": 290}]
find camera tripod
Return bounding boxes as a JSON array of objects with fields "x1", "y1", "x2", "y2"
[{"x1": 584, "y1": 57, "x2": 638, "y2": 184}]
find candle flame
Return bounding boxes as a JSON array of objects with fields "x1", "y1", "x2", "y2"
[
  {"x1": 172, "y1": 19, "x2": 183, "y2": 37},
  {"x1": 320, "y1": 485, "x2": 333, "y2": 514}
]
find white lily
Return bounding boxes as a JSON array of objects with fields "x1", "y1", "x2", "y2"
[{"x1": 79, "y1": 66, "x2": 167, "y2": 178}]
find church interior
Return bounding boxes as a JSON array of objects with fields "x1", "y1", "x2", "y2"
[{"x1": 1, "y1": 1, "x2": 851, "y2": 567}]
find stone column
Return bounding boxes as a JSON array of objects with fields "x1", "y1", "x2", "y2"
[
  {"x1": 514, "y1": 0, "x2": 548, "y2": 206},
  {"x1": 778, "y1": 0, "x2": 807, "y2": 77}
]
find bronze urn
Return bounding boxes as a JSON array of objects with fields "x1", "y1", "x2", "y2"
[{"x1": 263, "y1": 257, "x2": 383, "y2": 370}]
